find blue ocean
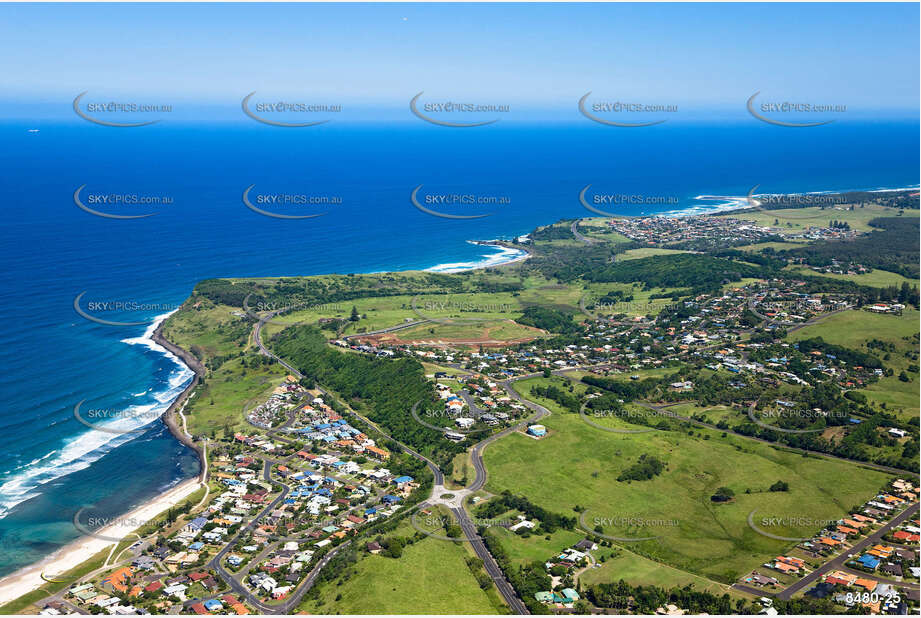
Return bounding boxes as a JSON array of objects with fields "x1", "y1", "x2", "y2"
[{"x1": 0, "y1": 110, "x2": 917, "y2": 577}]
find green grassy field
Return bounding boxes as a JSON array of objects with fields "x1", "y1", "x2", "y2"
[
  {"x1": 535, "y1": 219, "x2": 634, "y2": 248},
  {"x1": 581, "y1": 366, "x2": 681, "y2": 382},
  {"x1": 579, "y1": 546, "x2": 743, "y2": 598},
  {"x1": 391, "y1": 319, "x2": 544, "y2": 344},
  {"x1": 297, "y1": 522, "x2": 504, "y2": 614},
  {"x1": 184, "y1": 356, "x2": 286, "y2": 437},
  {"x1": 720, "y1": 203, "x2": 917, "y2": 232},
  {"x1": 421, "y1": 362, "x2": 468, "y2": 377},
  {"x1": 161, "y1": 302, "x2": 253, "y2": 358},
  {"x1": 722, "y1": 277, "x2": 763, "y2": 291},
  {"x1": 736, "y1": 240, "x2": 810, "y2": 252},
  {"x1": 484, "y1": 525, "x2": 585, "y2": 569},
  {"x1": 617, "y1": 248, "x2": 692, "y2": 261},
  {"x1": 784, "y1": 266, "x2": 918, "y2": 289},
  {"x1": 483, "y1": 377, "x2": 894, "y2": 584},
  {"x1": 788, "y1": 309, "x2": 920, "y2": 419},
  {"x1": 667, "y1": 403, "x2": 740, "y2": 426},
  {"x1": 581, "y1": 283, "x2": 687, "y2": 318},
  {"x1": 257, "y1": 278, "x2": 588, "y2": 341}
]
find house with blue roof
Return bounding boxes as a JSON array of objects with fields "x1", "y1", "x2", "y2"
[
  {"x1": 392, "y1": 475, "x2": 414, "y2": 486},
  {"x1": 203, "y1": 599, "x2": 223, "y2": 611},
  {"x1": 381, "y1": 495, "x2": 401, "y2": 504},
  {"x1": 857, "y1": 554, "x2": 880, "y2": 570}
]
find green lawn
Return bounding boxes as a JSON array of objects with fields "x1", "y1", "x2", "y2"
[
  {"x1": 422, "y1": 362, "x2": 468, "y2": 377},
  {"x1": 483, "y1": 378, "x2": 894, "y2": 584},
  {"x1": 788, "y1": 309, "x2": 920, "y2": 419},
  {"x1": 297, "y1": 523, "x2": 504, "y2": 614}
]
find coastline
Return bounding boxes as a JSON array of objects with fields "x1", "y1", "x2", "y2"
[
  {"x1": 0, "y1": 314, "x2": 208, "y2": 609},
  {"x1": 151, "y1": 316, "x2": 207, "y2": 467},
  {"x1": 0, "y1": 477, "x2": 200, "y2": 607},
  {"x1": 425, "y1": 240, "x2": 531, "y2": 274},
  {"x1": 0, "y1": 237, "x2": 528, "y2": 607},
  {"x1": 1, "y1": 181, "x2": 911, "y2": 607}
]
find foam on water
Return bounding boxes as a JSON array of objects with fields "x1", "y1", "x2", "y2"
[
  {"x1": 426, "y1": 242, "x2": 528, "y2": 274},
  {"x1": 0, "y1": 311, "x2": 194, "y2": 519}
]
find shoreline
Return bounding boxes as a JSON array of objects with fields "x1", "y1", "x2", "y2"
[
  {"x1": 151, "y1": 316, "x2": 207, "y2": 468},
  {"x1": 0, "y1": 237, "x2": 526, "y2": 606},
  {"x1": 424, "y1": 239, "x2": 532, "y2": 273},
  {"x1": 0, "y1": 181, "x2": 911, "y2": 606},
  {"x1": 686, "y1": 185, "x2": 920, "y2": 219},
  {"x1": 0, "y1": 477, "x2": 200, "y2": 607},
  {"x1": 0, "y1": 315, "x2": 208, "y2": 609}
]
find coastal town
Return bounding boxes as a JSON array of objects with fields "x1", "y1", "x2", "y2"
[
  {"x1": 10, "y1": 198, "x2": 921, "y2": 617},
  {"x1": 2, "y1": 4, "x2": 918, "y2": 617}
]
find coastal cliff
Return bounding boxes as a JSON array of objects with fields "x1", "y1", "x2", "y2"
[{"x1": 152, "y1": 318, "x2": 208, "y2": 481}]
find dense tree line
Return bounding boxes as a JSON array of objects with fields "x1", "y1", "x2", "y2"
[
  {"x1": 481, "y1": 532, "x2": 552, "y2": 614},
  {"x1": 583, "y1": 254, "x2": 769, "y2": 294},
  {"x1": 584, "y1": 581, "x2": 741, "y2": 614},
  {"x1": 787, "y1": 217, "x2": 920, "y2": 278},
  {"x1": 531, "y1": 383, "x2": 581, "y2": 413},
  {"x1": 616, "y1": 454, "x2": 666, "y2": 482},
  {"x1": 581, "y1": 374, "x2": 669, "y2": 401},
  {"x1": 477, "y1": 491, "x2": 577, "y2": 533},
  {"x1": 515, "y1": 305, "x2": 581, "y2": 334},
  {"x1": 270, "y1": 325, "x2": 464, "y2": 467},
  {"x1": 794, "y1": 337, "x2": 884, "y2": 369}
]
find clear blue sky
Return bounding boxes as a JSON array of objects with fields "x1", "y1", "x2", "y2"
[{"x1": 1, "y1": 2, "x2": 917, "y2": 110}]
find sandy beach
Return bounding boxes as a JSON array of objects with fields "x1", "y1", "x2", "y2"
[{"x1": 0, "y1": 477, "x2": 201, "y2": 607}]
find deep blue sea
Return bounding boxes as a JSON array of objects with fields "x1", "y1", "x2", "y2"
[{"x1": 0, "y1": 113, "x2": 917, "y2": 577}]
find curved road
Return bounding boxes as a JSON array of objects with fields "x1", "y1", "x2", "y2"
[
  {"x1": 251, "y1": 314, "x2": 536, "y2": 612},
  {"x1": 252, "y1": 290, "x2": 909, "y2": 612},
  {"x1": 571, "y1": 220, "x2": 600, "y2": 245}
]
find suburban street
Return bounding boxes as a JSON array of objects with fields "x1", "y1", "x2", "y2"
[
  {"x1": 251, "y1": 312, "x2": 529, "y2": 613},
  {"x1": 776, "y1": 502, "x2": 920, "y2": 601}
]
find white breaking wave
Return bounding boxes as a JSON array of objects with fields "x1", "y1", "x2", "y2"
[
  {"x1": 426, "y1": 242, "x2": 528, "y2": 274},
  {"x1": 0, "y1": 310, "x2": 194, "y2": 519}
]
